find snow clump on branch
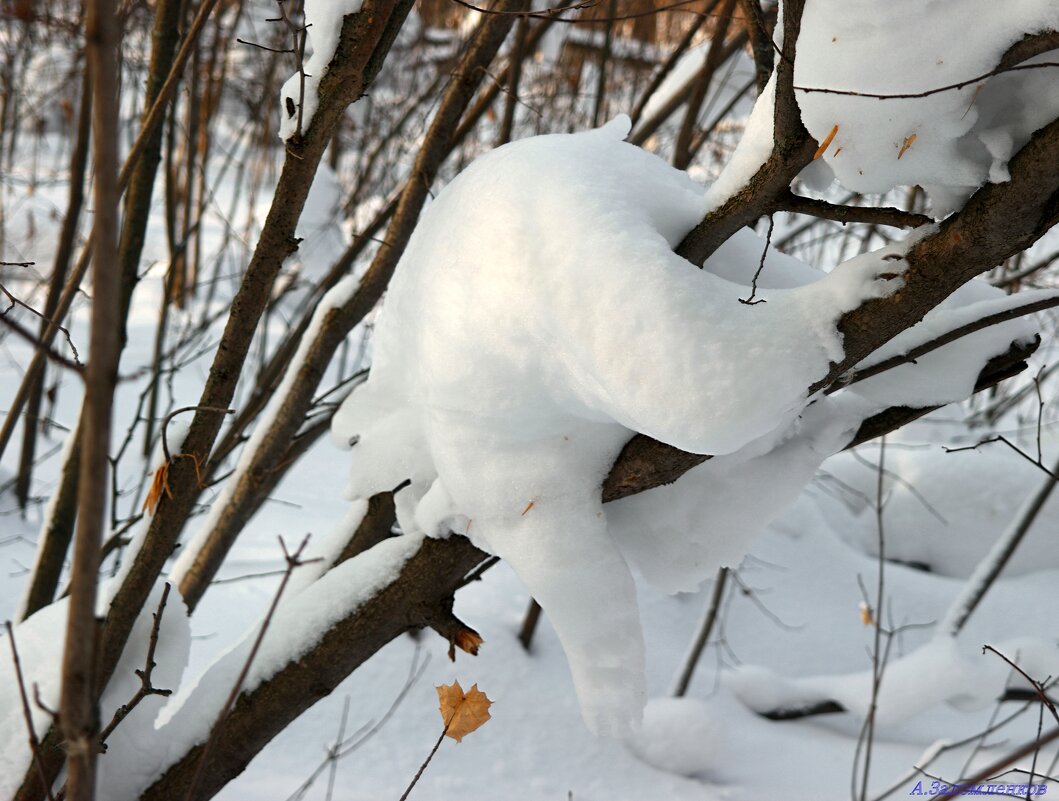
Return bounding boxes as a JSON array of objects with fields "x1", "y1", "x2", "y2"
[{"x1": 331, "y1": 115, "x2": 913, "y2": 735}]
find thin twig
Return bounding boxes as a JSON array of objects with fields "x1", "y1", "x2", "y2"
[
  {"x1": 184, "y1": 535, "x2": 319, "y2": 801},
  {"x1": 739, "y1": 216, "x2": 773, "y2": 306},
  {"x1": 942, "y1": 436, "x2": 1057, "y2": 481},
  {"x1": 159, "y1": 405, "x2": 235, "y2": 463},
  {"x1": 934, "y1": 727, "x2": 1059, "y2": 801},
  {"x1": 671, "y1": 566, "x2": 729, "y2": 696},
  {"x1": 98, "y1": 583, "x2": 174, "y2": 747},
  {"x1": 778, "y1": 193, "x2": 932, "y2": 229},
  {"x1": 0, "y1": 283, "x2": 82, "y2": 364},
  {"x1": 982, "y1": 645, "x2": 1059, "y2": 726},
  {"x1": 0, "y1": 313, "x2": 85, "y2": 375},
  {"x1": 795, "y1": 61, "x2": 1059, "y2": 101},
  {"x1": 398, "y1": 712, "x2": 454, "y2": 801},
  {"x1": 5, "y1": 621, "x2": 57, "y2": 801}
]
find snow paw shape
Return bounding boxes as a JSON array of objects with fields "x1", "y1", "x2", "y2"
[{"x1": 332, "y1": 116, "x2": 884, "y2": 735}]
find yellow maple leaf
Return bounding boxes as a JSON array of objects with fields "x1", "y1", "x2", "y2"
[{"x1": 436, "y1": 681, "x2": 492, "y2": 743}]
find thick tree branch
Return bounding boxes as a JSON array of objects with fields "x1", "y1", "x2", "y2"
[
  {"x1": 13, "y1": 6, "x2": 414, "y2": 801},
  {"x1": 84, "y1": 18, "x2": 1059, "y2": 801},
  {"x1": 141, "y1": 537, "x2": 488, "y2": 800},
  {"x1": 60, "y1": 0, "x2": 122, "y2": 795},
  {"x1": 175, "y1": 0, "x2": 529, "y2": 612},
  {"x1": 676, "y1": 0, "x2": 814, "y2": 266},
  {"x1": 817, "y1": 117, "x2": 1059, "y2": 394}
]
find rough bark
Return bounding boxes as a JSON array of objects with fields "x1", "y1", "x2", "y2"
[
  {"x1": 141, "y1": 536, "x2": 488, "y2": 801},
  {"x1": 675, "y1": 0, "x2": 814, "y2": 266},
  {"x1": 59, "y1": 0, "x2": 122, "y2": 795},
  {"x1": 13, "y1": 4, "x2": 413, "y2": 801},
  {"x1": 128, "y1": 25, "x2": 1059, "y2": 801},
  {"x1": 175, "y1": 0, "x2": 529, "y2": 611}
]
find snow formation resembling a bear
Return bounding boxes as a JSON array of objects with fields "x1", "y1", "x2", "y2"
[{"x1": 331, "y1": 116, "x2": 1035, "y2": 735}]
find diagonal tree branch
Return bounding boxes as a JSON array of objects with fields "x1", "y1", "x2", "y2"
[
  {"x1": 676, "y1": 0, "x2": 814, "y2": 266},
  {"x1": 129, "y1": 17, "x2": 1059, "y2": 799},
  {"x1": 12, "y1": 4, "x2": 414, "y2": 801},
  {"x1": 131, "y1": 328, "x2": 1045, "y2": 801},
  {"x1": 174, "y1": 0, "x2": 530, "y2": 612}
]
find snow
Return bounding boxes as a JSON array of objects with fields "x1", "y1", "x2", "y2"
[
  {"x1": 624, "y1": 696, "x2": 728, "y2": 776},
  {"x1": 823, "y1": 442, "x2": 1059, "y2": 580},
  {"x1": 702, "y1": 72, "x2": 777, "y2": 211},
  {"x1": 136, "y1": 534, "x2": 423, "y2": 799},
  {"x1": 0, "y1": 580, "x2": 189, "y2": 800},
  {"x1": 2, "y1": 3, "x2": 1058, "y2": 796},
  {"x1": 327, "y1": 116, "x2": 970, "y2": 735},
  {"x1": 845, "y1": 286, "x2": 1054, "y2": 408},
  {"x1": 728, "y1": 634, "x2": 1059, "y2": 726},
  {"x1": 279, "y1": 0, "x2": 366, "y2": 141},
  {"x1": 795, "y1": 0, "x2": 1059, "y2": 213},
  {"x1": 606, "y1": 395, "x2": 869, "y2": 594},
  {"x1": 169, "y1": 274, "x2": 360, "y2": 588}
]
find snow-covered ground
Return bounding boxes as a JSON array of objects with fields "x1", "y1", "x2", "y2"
[{"x1": 2, "y1": 289, "x2": 1058, "y2": 798}]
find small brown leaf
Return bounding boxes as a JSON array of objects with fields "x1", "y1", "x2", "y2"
[
  {"x1": 521, "y1": 500, "x2": 535, "y2": 516},
  {"x1": 143, "y1": 463, "x2": 172, "y2": 516},
  {"x1": 437, "y1": 681, "x2": 492, "y2": 742},
  {"x1": 897, "y1": 133, "x2": 917, "y2": 159},
  {"x1": 813, "y1": 124, "x2": 839, "y2": 160},
  {"x1": 859, "y1": 601, "x2": 874, "y2": 626},
  {"x1": 454, "y1": 629, "x2": 483, "y2": 656}
]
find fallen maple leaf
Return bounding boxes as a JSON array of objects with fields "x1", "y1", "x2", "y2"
[{"x1": 436, "y1": 680, "x2": 492, "y2": 742}]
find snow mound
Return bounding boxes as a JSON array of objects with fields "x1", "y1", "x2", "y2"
[
  {"x1": 0, "y1": 580, "x2": 189, "y2": 801},
  {"x1": 824, "y1": 442, "x2": 1059, "y2": 578},
  {"x1": 623, "y1": 697, "x2": 727, "y2": 776},
  {"x1": 796, "y1": 1, "x2": 1059, "y2": 213},
  {"x1": 331, "y1": 117, "x2": 912, "y2": 735}
]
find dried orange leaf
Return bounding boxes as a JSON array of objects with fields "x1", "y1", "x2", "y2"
[
  {"x1": 437, "y1": 680, "x2": 492, "y2": 742},
  {"x1": 813, "y1": 124, "x2": 839, "y2": 160},
  {"x1": 897, "y1": 133, "x2": 917, "y2": 159},
  {"x1": 859, "y1": 601, "x2": 874, "y2": 626},
  {"x1": 143, "y1": 463, "x2": 171, "y2": 516},
  {"x1": 454, "y1": 629, "x2": 484, "y2": 656}
]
